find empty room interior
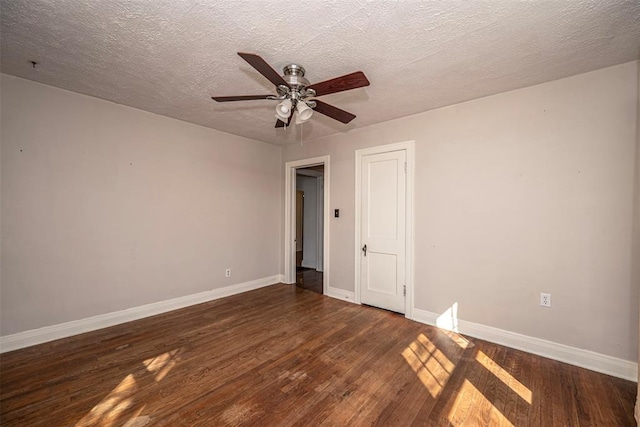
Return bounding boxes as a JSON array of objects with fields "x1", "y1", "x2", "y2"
[{"x1": 1, "y1": 1, "x2": 640, "y2": 425}]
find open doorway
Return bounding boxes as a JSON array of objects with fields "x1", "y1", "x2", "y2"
[
  {"x1": 284, "y1": 156, "x2": 330, "y2": 295},
  {"x1": 296, "y1": 165, "x2": 324, "y2": 293}
]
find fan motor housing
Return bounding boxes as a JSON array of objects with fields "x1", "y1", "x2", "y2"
[{"x1": 283, "y1": 64, "x2": 309, "y2": 88}]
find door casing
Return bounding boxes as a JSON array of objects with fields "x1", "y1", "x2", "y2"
[{"x1": 355, "y1": 141, "x2": 415, "y2": 319}]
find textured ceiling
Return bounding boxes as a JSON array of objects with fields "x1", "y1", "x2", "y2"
[{"x1": 2, "y1": 1, "x2": 639, "y2": 145}]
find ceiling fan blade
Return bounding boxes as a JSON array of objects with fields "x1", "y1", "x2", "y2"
[
  {"x1": 275, "y1": 111, "x2": 293, "y2": 128},
  {"x1": 313, "y1": 100, "x2": 356, "y2": 124},
  {"x1": 238, "y1": 52, "x2": 288, "y2": 87},
  {"x1": 211, "y1": 95, "x2": 273, "y2": 102},
  {"x1": 307, "y1": 71, "x2": 370, "y2": 97}
]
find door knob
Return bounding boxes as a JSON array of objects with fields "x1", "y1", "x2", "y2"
[{"x1": 362, "y1": 244, "x2": 367, "y2": 256}]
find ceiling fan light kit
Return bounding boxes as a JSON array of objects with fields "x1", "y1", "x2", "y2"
[
  {"x1": 275, "y1": 98, "x2": 292, "y2": 121},
  {"x1": 295, "y1": 101, "x2": 313, "y2": 123},
  {"x1": 212, "y1": 52, "x2": 370, "y2": 128}
]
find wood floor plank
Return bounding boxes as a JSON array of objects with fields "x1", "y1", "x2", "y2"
[
  {"x1": 511, "y1": 347, "x2": 533, "y2": 426},
  {"x1": 1, "y1": 284, "x2": 636, "y2": 426}
]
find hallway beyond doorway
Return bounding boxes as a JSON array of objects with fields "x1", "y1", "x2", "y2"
[{"x1": 296, "y1": 267, "x2": 323, "y2": 294}]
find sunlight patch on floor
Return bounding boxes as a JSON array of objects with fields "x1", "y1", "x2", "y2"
[
  {"x1": 122, "y1": 412, "x2": 151, "y2": 427},
  {"x1": 447, "y1": 379, "x2": 515, "y2": 427},
  {"x1": 77, "y1": 348, "x2": 181, "y2": 426},
  {"x1": 402, "y1": 333, "x2": 455, "y2": 398},
  {"x1": 76, "y1": 374, "x2": 137, "y2": 426},
  {"x1": 143, "y1": 348, "x2": 181, "y2": 382},
  {"x1": 441, "y1": 329, "x2": 472, "y2": 350},
  {"x1": 475, "y1": 350, "x2": 532, "y2": 404}
]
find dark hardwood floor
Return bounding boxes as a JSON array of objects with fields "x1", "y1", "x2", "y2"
[
  {"x1": 0, "y1": 284, "x2": 636, "y2": 426},
  {"x1": 296, "y1": 267, "x2": 323, "y2": 294}
]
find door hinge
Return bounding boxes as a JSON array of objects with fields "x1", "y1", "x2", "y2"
[
  {"x1": 404, "y1": 162, "x2": 407, "y2": 173},
  {"x1": 403, "y1": 285, "x2": 406, "y2": 296}
]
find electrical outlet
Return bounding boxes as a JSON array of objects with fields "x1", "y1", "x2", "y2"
[
  {"x1": 540, "y1": 293, "x2": 551, "y2": 308},
  {"x1": 225, "y1": 268, "x2": 231, "y2": 278}
]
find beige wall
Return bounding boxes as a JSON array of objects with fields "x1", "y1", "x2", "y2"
[
  {"x1": 0, "y1": 74, "x2": 282, "y2": 335},
  {"x1": 283, "y1": 61, "x2": 639, "y2": 362}
]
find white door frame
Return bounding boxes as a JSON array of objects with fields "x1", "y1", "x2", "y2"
[
  {"x1": 316, "y1": 176, "x2": 324, "y2": 272},
  {"x1": 355, "y1": 141, "x2": 415, "y2": 319},
  {"x1": 284, "y1": 156, "x2": 330, "y2": 294}
]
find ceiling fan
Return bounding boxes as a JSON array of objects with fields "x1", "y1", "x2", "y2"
[{"x1": 211, "y1": 52, "x2": 370, "y2": 128}]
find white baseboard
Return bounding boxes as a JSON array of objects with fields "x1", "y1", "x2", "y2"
[
  {"x1": 301, "y1": 260, "x2": 316, "y2": 269},
  {"x1": 412, "y1": 308, "x2": 638, "y2": 382},
  {"x1": 0, "y1": 275, "x2": 281, "y2": 353},
  {"x1": 326, "y1": 286, "x2": 357, "y2": 304}
]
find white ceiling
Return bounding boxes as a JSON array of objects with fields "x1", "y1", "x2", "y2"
[{"x1": 2, "y1": 1, "x2": 639, "y2": 146}]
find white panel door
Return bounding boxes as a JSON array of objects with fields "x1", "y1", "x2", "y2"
[{"x1": 360, "y1": 149, "x2": 406, "y2": 313}]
